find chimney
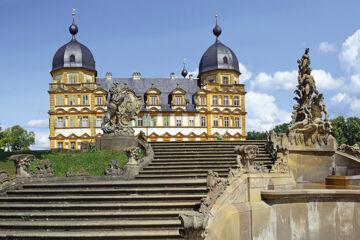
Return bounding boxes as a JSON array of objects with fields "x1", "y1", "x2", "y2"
[
  {"x1": 132, "y1": 72, "x2": 141, "y2": 80},
  {"x1": 170, "y1": 72, "x2": 175, "y2": 80},
  {"x1": 105, "y1": 72, "x2": 112, "y2": 80},
  {"x1": 189, "y1": 74, "x2": 194, "y2": 80}
]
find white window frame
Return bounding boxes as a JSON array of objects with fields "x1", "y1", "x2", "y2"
[
  {"x1": 176, "y1": 116, "x2": 182, "y2": 127},
  {"x1": 224, "y1": 117, "x2": 229, "y2": 127},
  {"x1": 234, "y1": 96, "x2": 239, "y2": 106},
  {"x1": 213, "y1": 116, "x2": 219, "y2": 127},
  {"x1": 201, "y1": 116, "x2": 206, "y2": 127},
  {"x1": 151, "y1": 96, "x2": 156, "y2": 105},
  {"x1": 224, "y1": 96, "x2": 228, "y2": 106},
  {"x1": 176, "y1": 96, "x2": 182, "y2": 105},
  {"x1": 235, "y1": 117, "x2": 240, "y2": 127},
  {"x1": 213, "y1": 96, "x2": 218, "y2": 105}
]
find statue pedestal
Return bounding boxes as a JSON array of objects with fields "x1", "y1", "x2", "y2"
[{"x1": 95, "y1": 135, "x2": 137, "y2": 152}]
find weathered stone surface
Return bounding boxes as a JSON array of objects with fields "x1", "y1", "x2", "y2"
[
  {"x1": 0, "y1": 171, "x2": 10, "y2": 184},
  {"x1": 31, "y1": 160, "x2": 55, "y2": 178},
  {"x1": 179, "y1": 212, "x2": 208, "y2": 240},
  {"x1": 101, "y1": 83, "x2": 143, "y2": 136},
  {"x1": 199, "y1": 170, "x2": 228, "y2": 214},
  {"x1": 234, "y1": 145, "x2": 259, "y2": 173},
  {"x1": 338, "y1": 144, "x2": 360, "y2": 159},
  {"x1": 66, "y1": 168, "x2": 89, "y2": 177},
  {"x1": 104, "y1": 160, "x2": 124, "y2": 176},
  {"x1": 95, "y1": 135, "x2": 138, "y2": 152},
  {"x1": 9, "y1": 154, "x2": 35, "y2": 178},
  {"x1": 270, "y1": 145, "x2": 290, "y2": 173}
]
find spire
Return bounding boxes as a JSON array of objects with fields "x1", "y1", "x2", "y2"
[
  {"x1": 69, "y1": 9, "x2": 78, "y2": 40},
  {"x1": 213, "y1": 11, "x2": 222, "y2": 41},
  {"x1": 181, "y1": 58, "x2": 188, "y2": 78}
]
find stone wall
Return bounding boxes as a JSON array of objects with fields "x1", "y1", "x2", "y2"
[{"x1": 204, "y1": 174, "x2": 360, "y2": 240}]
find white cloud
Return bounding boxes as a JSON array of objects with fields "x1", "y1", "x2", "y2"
[
  {"x1": 246, "y1": 91, "x2": 291, "y2": 132},
  {"x1": 250, "y1": 70, "x2": 297, "y2": 91},
  {"x1": 27, "y1": 119, "x2": 48, "y2": 128},
  {"x1": 330, "y1": 92, "x2": 360, "y2": 116},
  {"x1": 312, "y1": 70, "x2": 343, "y2": 90},
  {"x1": 239, "y1": 62, "x2": 252, "y2": 82},
  {"x1": 31, "y1": 131, "x2": 50, "y2": 150},
  {"x1": 319, "y1": 41, "x2": 337, "y2": 53},
  {"x1": 339, "y1": 29, "x2": 360, "y2": 75}
]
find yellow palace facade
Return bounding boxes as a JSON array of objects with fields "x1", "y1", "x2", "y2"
[{"x1": 49, "y1": 15, "x2": 246, "y2": 149}]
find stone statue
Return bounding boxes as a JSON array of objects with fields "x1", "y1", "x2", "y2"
[
  {"x1": 31, "y1": 160, "x2": 55, "y2": 178},
  {"x1": 102, "y1": 83, "x2": 144, "y2": 136},
  {"x1": 9, "y1": 154, "x2": 35, "y2": 178},
  {"x1": 270, "y1": 145, "x2": 289, "y2": 173},
  {"x1": 288, "y1": 48, "x2": 332, "y2": 146},
  {"x1": 234, "y1": 145, "x2": 259, "y2": 173}
]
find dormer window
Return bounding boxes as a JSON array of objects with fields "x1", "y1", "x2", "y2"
[
  {"x1": 151, "y1": 97, "x2": 156, "y2": 105},
  {"x1": 176, "y1": 96, "x2": 181, "y2": 105},
  {"x1": 70, "y1": 55, "x2": 75, "y2": 63},
  {"x1": 223, "y1": 77, "x2": 229, "y2": 85},
  {"x1": 223, "y1": 56, "x2": 228, "y2": 64}
]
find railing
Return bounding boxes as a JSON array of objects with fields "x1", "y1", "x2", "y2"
[{"x1": 49, "y1": 83, "x2": 100, "y2": 91}]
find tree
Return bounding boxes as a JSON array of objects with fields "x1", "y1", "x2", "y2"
[
  {"x1": 273, "y1": 123, "x2": 289, "y2": 134},
  {"x1": 330, "y1": 116, "x2": 347, "y2": 145},
  {"x1": 330, "y1": 116, "x2": 360, "y2": 146},
  {"x1": 246, "y1": 131, "x2": 268, "y2": 140},
  {"x1": 0, "y1": 125, "x2": 35, "y2": 151}
]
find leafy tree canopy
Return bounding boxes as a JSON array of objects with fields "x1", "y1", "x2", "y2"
[
  {"x1": 0, "y1": 125, "x2": 35, "y2": 152},
  {"x1": 246, "y1": 131, "x2": 268, "y2": 140},
  {"x1": 331, "y1": 116, "x2": 360, "y2": 146},
  {"x1": 273, "y1": 123, "x2": 289, "y2": 134}
]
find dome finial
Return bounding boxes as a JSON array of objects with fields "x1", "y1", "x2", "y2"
[
  {"x1": 181, "y1": 58, "x2": 188, "y2": 78},
  {"x1": 69, "y1": 9, "x2": 78, "y2": 40},
  {"x1": 213, "y1": 11, "x2": 222, "y2": 41}
]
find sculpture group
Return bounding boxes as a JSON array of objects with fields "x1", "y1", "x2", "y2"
[
  {"x1": 288, "y1": 48, "x2": 331, "y2": 145},
  {"x1": 102, "y1": 83, "x2": 143, "y2": 136}
]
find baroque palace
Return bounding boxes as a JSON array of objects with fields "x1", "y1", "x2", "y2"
[{"x1": 49, "y1": 14, "x2": 246, "y2": 149}]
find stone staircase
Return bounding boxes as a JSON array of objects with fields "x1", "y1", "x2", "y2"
[
  {"x1": 138, "y1": 140, "x2": 273, "y2": 179},
  {"x1": 0, "y1": 140, "x2": 273, "y2": 239}
]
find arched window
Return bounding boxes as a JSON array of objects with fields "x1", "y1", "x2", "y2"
[
  {"x1": 223, "y1": 56, "x2": 228, "y2": 64},
  {"x1": 70, "y1": 55, "x2": 75, "y2": 63}
]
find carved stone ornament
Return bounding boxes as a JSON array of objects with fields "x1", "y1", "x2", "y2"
[
  {"x1": 338, "y1": 144, "x2": 360, "y2": 159},
  {"x1": 234, "y1": 145, "x2": 259, "y2": 173},
  {"x1": 288, "y1": 48, "x2": 332, "y2": 146},
  {"x1": 104, "y1": 160, "x2": 124, "y2": 176},
  {"x1": 270, "y1": 145, "x2": 290, "y2": 173},
  {"x1": 199, "y1": 170, "x2": 228, "y2": 214},
  {"x1": 179, "y1": 212, "x2": 208, "y2": 240},
  {"x1": 102, "y1": 83, "x2": 144, "y2": 136},
  {"x1": 0, "y1": 171, "x2": 10, "y2": 184},
  {"x1": 9, "y1": 154, "x2": 35, "y2": 178},
  {"x1": 31, "y1": 160, "x2": 55, "y2": 178},
  {"x1": 126, "y1": 146, "x2": 140, "y2": 165}
]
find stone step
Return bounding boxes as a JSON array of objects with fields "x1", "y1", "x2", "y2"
[
  {"x1": 136, "y1": 173, "x2": 228, "y2": 179},
  {"x1": 150, "y1": 140, "x2": 266, "y2": 146},
  {"x1": 152, "y1": 147, "x2": 266, "y2": 151},
  {"x1": 0, "y1": 202, "x2": 200, "y2": 211},
  {"x1": 140, "y1": 169, "x2": 230, "y2": 174},
  {"x1": 0, "y1": 229, "x2": 182, "y2": 239},
  {"x1": 148, "y1": 161, "x2": 237, "y2": 166},
  {"x1": 0, "y1": 194, "x2": 206, "y2": 203},
  {"x1": 151, "y1": 158, "x2": 272, "y2": 163},
  {"x1": 7, "y1": 187, "x2": 207, "y2": 196},
  {"x1": 144, "y1": 164, "x2": 236, "y2": 170},
  {"x1": 21, "y1": 179, "x2": 206, "y2": 189},
  {"x1": 153, "y1": 152, "x2": 269, "y2": 157},
  {"x1": 0, "y1": 219, "x2": 181, "y2": 230},
  {"x1": 0, "y1": 210, "x2": 191, "y2": 220}
]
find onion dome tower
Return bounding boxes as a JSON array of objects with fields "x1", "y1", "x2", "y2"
[
  {"x1": 181, "y1": 59, "x2": 188, "y2": 78},
  {"x1": 198, "y1": 12, "x2": 240, "y2": 85},
  {"x1": 51, "y1": 10, "x2": 96, "y2": 75}
]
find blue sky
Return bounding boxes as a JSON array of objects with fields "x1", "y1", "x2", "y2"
[{"x1": 0, "y1": 0, "x2": 360, "y2": 149}]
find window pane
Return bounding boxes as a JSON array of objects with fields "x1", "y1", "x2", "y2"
[
  {"x1": 213, "y1": 117, "x2": 218, "y2": 127},
  {"x1": 83, "y1": 117, "x2": 88, "y2": 127},
  {"x1": 70, "y1": 117, "x2": 75, "y2": 127},
  {"x1": 151, "y1": 116, "x2": 157, "y2": 126},
  {"x1": 138, "y1": 116, "x2": 143, "y2": 126},
  {"x1": 70, "y1": 96, "x2": 76, "y2": 105},
  {"x1": 176, "y1": 97, "x2": 181, "y2": 105},
  {"x1": 151, "y1": 97, "x2": 156, "y2": 105},
  {"x1": 224, "y1": 117, "x2": 229, "y2": 127},
  {"x1": 164, "y1": 116, "x2": 169, "y2": 126},
  {"x1": 200, "y1": 97, "x2": 205, "y2": 105},
  {"x1": 176, "y1": 116, "x2": 181, "y2": 126},
  {"x1": 96, "y1": 116, "x2": 102, "y2": 127},
  {"x1": 189, "y1": 117, "x2": 194, "y2": 127},
  {"x1": 223, "y1": 77, "x2": 228, "y2": 84},
  {"x1": 213, "y1": 96, "x2": 217, "y2": 105},
  {"x1": 235, "y1": 117, "x2": 240, "y2": 127},
  {"x1": 97, "y1": 97, "x2": 102, "y2": 105},
  {"x1": 224, "y1": 96, "x2": 228, "y2": 106},
  {"x1": 201, "y1": 116, "x2": 206, "y2": 127},
  {"x1": 234, "y1": 96, "x2": 239, "y2": 106}
]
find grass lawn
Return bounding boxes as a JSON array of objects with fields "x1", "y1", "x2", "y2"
[{"x1": 0, "y1": 150, "x2": 128, "y2": 178}]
